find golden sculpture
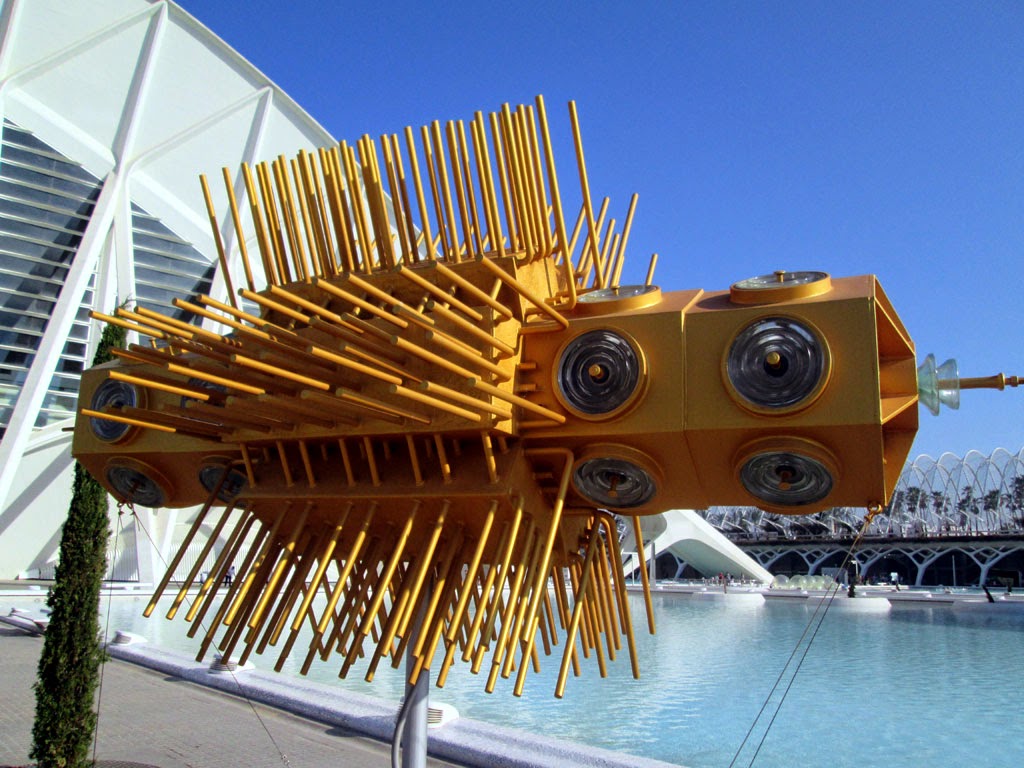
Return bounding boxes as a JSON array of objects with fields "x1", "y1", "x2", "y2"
[{"x1": 71, "y1": 96, "x2": 967, "y2": 697}]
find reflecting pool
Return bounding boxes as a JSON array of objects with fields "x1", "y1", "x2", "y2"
[{"x1": 9, "y1": 589, "x2": 1023, "y2": 768}]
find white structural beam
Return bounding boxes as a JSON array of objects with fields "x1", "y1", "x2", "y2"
[
  {"x1": 0, "y1": 174, "x2": 121, "y2": 513},
  {"x1": 622, "y1": 511, "x2": 774, "y2": 584}
]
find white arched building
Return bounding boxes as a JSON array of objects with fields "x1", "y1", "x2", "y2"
[{"x1": 0, "y1": 0, "x2": 333, "y2": 579}]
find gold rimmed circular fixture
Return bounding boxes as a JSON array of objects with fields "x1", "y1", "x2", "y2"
[
  {"x1": 575, "y1": 285, "x2": 662, "y2": 315},
  {"x1": 729, "y1": 270, "x2": 831, "y2": 305},
  {"x1": 723, "y1": 315, "x2": 831, "y2": 414},
  {"x1": 104, "y1": 458, "x2": 171, "y2": 508},
  {"x1": 89, "y1": 378, "x2": 145, "y2": 443},
  {"x1": 555, "y1": 328, "x2": 648, "y2": 419},
  {"x1": 734, "y1": 437, "x2": 839, "y2": 513},
  {"x1": 572, "y1": 445, "x2": 661, "y2": 510}
]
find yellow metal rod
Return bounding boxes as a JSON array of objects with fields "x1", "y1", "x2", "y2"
[
  {"x1": 389, "y1": 383, "x2": 483, "y2": 422},
  {"x1": 611, "y1": 193, "x2": 639, "y2": 287},
  {"x1": 499, "y1": 104, "x2": 534, "y2": 259},
  {"x1": 481, "y1": 434, "x2": 499, "y2": 484},
  {"x1": 89, "y1": 311, "x2": 167, "y2": 342},
  {"x1": 79, "y1": 408, "x2": 176, "y2": 434},
  {"x1": 239, "y1": 288, "x2": 310, "y2": 324},
  {"x1": 144, "y1": 489, "x2": 224, "y2": 618},
  {"x1": 186, "y1": 511, "x2": 254, "y2": 627},
  {"x1": 394, "y1": 264, "x2": 482, "y2": 321},
  {"x1": 445, "y1": 501, "x2": 497, "y2": 646},
  {"x1": 307, "y1": 343, "x2": 404, "y2": 386},
  {"x1": 520, "y1": 104, "x2": 551, "y2": 260},
  {"x1": 311, "y1": 277, "x2": 408, "y2": 328},
  {"x1": 502, "y1": 527, "x2": 544, "y2": 680},
  {"x1": 290, "y1": 510, "x2": 350, "y2": 632},
  {"x1": 221, "y1": 166, "x2": 256, "y2": 292},
  {"x1": 221, "y1": 506, "x2": 288, "y2": 632},
  {"x1": 597, "y1": 513, "x2": 641, "y2": 679},
  {"x1": 445, "y1": 121, "x2": 475, "y2": 259},
  {"x1": 486, "y1": 521, "x2": 537, "y2": 690},
  {"x1": 420, "y1": 380, "x2": 511, "y2": 419},
  {"x1": 426, "y1": 300, "x2": 516, "y2": 356},
  {"x1": 470, "y1": 377, "x2": 566, "y2": 423},
  {"x1": 173, "y1": 298, "x2": 269, "y2": 341},
  {"x1": 358, "y1": 507, "x2": 418, "y2": 639},
  {"x1": 389, "y1": 333, "x2": 476, "y2": 380},
  {"x1": 457, "y1": 119, "x2": 486, "y2": 257},
  {"x1": 462, "y1": 516, "x2": 515, "y2": 663},
  {"x1": 109, "y1": 370, "x2": 215, "y2": 403},
  {"x1": 255, "y1": 161, "x2": 290, "y2": 284},
  {"x1": 407, "y1": 527, "x2": 465, "y2": 683},
  {"x1": 555, "y1": 526, "x2": 601, "y2": 698},
  {"x1": 297, "y1": 150, "x2": 332, "y2": 278},
  {"x1": 247, "y1": 504, "x2": 312, "y2": 633},
  {"x1": 432, "y1": 260, "x2": 514, "y2": 320},
  {"x1": 592, "y1": 534, "x2": 619, "y2": 657},
  {"x1": 534, "y1": 95, "x2": 577, "y2": 307},
  {"x1": 241, "y1": 162, "x2": 277, "y2": 286},
  {"x1": 338, "y1": 538, "x2": 393, "y2": 674},
  {"x1": 198, "y1": 174, "x2": 239, "y2": 308},
  {"x1": 341, "y1": 141, "x2": 374, "y2": 274},
  {"x1": 304, "y1": 151, "x2": 335, "y2": 278},
  {"x1": 194, "y1": 517, "x2": 268, "y2": 656},
  {"x1": 321, "y1": 146, "x2": 356, "y2": 272},
  {"x1": 471, "y1": 113, "x2": 505, "y2": 258},
  {"x1": 258, "y1": 527, "x2": 319, "y2": 653},
  {"x1": 231, "y1": 353, "x2": 330, "y2": 391},
  {"x1": 190, "y1": 512, "x2": 264, "y2": 651},
  {"x1": 631, "y1": 515, "x2": 656, "y2": 634},
  {"x1": 314, "y1": 503, "x2": 376, "y2": 638},
  {"x1": 430, "y1": 120, "x2": 462, "y2": 262},
  {"x1": 277, "y1": 573, "x2": 332, "y2": 672},
  {"x1": 568, "y1": 101, "x2": 605, "y2": 289},
  {"x1": 645, "y1": 253, "x2": 658, "y2": 286},
  {"x1": 488, "y1": 111, "x2": 518, "y2": 252},
  {"x1": 272, "y1": 156, "x2": 309, "y2": 282},
  {"x1": 476, "y1": 253, "x2": 569, "y2": 329}
]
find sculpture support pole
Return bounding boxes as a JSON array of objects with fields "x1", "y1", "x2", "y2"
[{"x1": 402, "y1": 594, "x2": 430, "y2": 768}]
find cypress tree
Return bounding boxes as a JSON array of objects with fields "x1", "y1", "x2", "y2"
[{"x1": 31, "y1": 320, "x2": 126, "y2": 768}]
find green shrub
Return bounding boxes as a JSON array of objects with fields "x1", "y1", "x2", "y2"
[{"x1": 31, "y1": 320, "x2": 125, "y2": 768}]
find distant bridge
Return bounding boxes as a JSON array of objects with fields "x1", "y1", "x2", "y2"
[{"x1": 696, "y1": 449, "x2": 1024, "y2": 587}]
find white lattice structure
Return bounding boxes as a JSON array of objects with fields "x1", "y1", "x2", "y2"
[
  {"x1": 0, "y1": 0, "x2": 334, "y2": 579},
  {"x1": 707, "y1": 448, "x2": 1024, "y2": 586}
]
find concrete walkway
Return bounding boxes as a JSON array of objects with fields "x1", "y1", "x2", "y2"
[
  {"x1": 1, "y1": 624, "x2": 680, "y2": 768},
  {"x1": 0, "y1": 627, "x2": 460, "y2": 768}
]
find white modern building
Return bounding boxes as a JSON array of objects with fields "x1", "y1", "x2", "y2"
[{"x1": 0, "y1": 0, "x2": 333, "y2": 580}]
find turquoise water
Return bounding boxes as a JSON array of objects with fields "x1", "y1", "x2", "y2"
[{"x1": 9, "y1": 590, "x2": 1023, "y2": 768}]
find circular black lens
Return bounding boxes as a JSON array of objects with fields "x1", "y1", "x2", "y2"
[
  {"x1": 199, "y1": 463, "x2": 248, "y2": 501},
  {"x1": 558, "y1": 330, "x2": 642, "y2": 416},
  {"x1": 739, "y1": 451, "x2": 833, "y2": 507},
  {"x1": 89, "y1": 380, "x2": 138, "y2": 442},
  {"x1": 106, "y1": 465, "x2": 166, "y2": 507},
  {"x1": 727, "y1": 317, "x2": 826, "y2": 410},
  {"x1": 573, "y1": 457, "x2": 656, "y2": 508}
]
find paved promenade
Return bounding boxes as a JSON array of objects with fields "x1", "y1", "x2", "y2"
[
  {"x1": 1, "y1": 622, "x2": 678, "y2": 768},
  {"x1": 0, "y1": 626, "x2": 460, "y2": 768}
]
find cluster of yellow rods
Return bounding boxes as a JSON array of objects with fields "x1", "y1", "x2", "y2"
[{"x1": 80, "y1": 96, "x2": 658, "y2": 698}]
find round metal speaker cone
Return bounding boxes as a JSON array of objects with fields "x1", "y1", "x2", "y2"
[
  {"x1": 89, "y1": 380, "x2": 139, "y2": 441},
  {"x1": 739, "y1": 450, "x2": 833, "y2": 507},
  {"x1": 573, "y1": 457, "x2": 656, "y2": 508},
  {"x1": 199, "y1": 463, "x2": 248, "y2": 501},
  {"x1": 180, "y1": 376, "x2": 227, "y2": 407},
  {"x1": 726, "y1": 317, "x2": 826, "y2": 410},
  {"x1": 557, "y1": 329, "x2": 641, "y2": 416},
  {"x1": 106, "y1": 465, "x2": 166, "y2": 507}
]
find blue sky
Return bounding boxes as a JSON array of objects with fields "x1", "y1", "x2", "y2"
[{"x1": 186, "y1": 1, "x2": 1023, "y2": 460}]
